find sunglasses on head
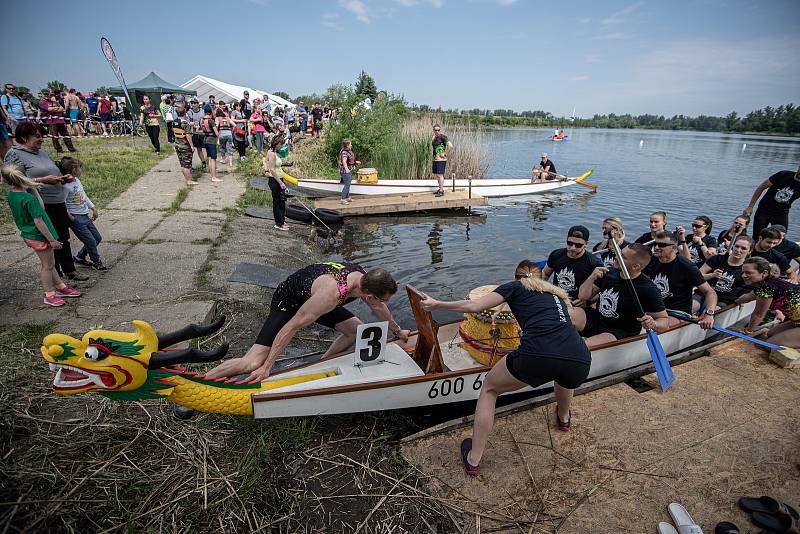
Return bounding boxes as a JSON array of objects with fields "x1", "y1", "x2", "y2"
[
  {"x1": 566, "y1": 240, "x2": 585, "y2": 248},
  {"x1": 654, "y1": 242, "x2": 675, "y2": 248}
]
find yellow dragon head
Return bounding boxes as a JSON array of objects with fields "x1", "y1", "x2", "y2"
[{"x1": 40, "y1": 317, "x2": 228, "y2": 401}]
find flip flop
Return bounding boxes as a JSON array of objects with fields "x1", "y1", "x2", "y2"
[
  {"x1": 658, "y1": 522, "x2": 679, "y2": 534},
  {"x1": 714, "y1": 521, "x2": 739, "y2": 534},
  {"x1": 667, "y1": 503, "x2": 704, "y2": 534},
  {"x1": 460, "y1": 438, "x2": 479, "y2": 477},
  {"x1": 751, "y1": 512, "x2": 800, "y2": 533},
  {"x1": 738, "y1": 496, "x2": 800, "y2": 521}
]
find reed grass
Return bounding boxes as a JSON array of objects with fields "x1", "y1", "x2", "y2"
[{"x1": 374, "y1": 116, "x2": 491, "y2": 179}]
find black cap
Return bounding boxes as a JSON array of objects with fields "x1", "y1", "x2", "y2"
[
  {"x1": 769, "y1": 224, "x2": 787, "y2": 233},
  {"x1": 567, "y1": 225, "x2": 590, "y2": 241}
]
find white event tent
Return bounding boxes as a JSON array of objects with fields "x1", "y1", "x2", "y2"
[{"x1": 180, "y1": 75, "x2": 295, "y2": 109}]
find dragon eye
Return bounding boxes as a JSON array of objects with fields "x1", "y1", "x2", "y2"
[{"x1": 84, "y1": 346, "x2": 106, "y2": 361}]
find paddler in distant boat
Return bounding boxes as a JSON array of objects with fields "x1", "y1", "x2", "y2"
[
  {"x1": 531, "y1": 152, "x2": 557, "y2": 183},
  {"x1": 553, "y1": 129, "x2": 565, "y2": 140}
]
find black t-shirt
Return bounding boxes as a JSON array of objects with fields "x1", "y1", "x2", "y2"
[
  {"x1": 540, "y1": 159, "x2": 556, "y2": 174},
  {"x1": 594, "y1": 270, "x2": 665, "y2": 335},
  {"x1": 240, "y1": 99, "x2": 252, "y2": 119},
  {"x1": 716, "y1": 229, "x2": 748, "y2": 255},
  {"x1": 311, "y1": 107, "x2": 323, "y2": 121},
  {"x1": 593, "y1": 240, "x2": 630, "y2": 269},
  {"x1": 493, "y1": 281, "x2": 590, "y2": 363},
  {"x1": 684, "y1": 234, "x2": 718, "y2": 267},
  {"x1": 751, "y1": 247, "x2": 791, "y2": 274},
  {"x1": 634, "y1": 232, "x2": 654, "y2": 245},
  {"x1": 704, "y1": 255, "x2": 749, "y2": 303},
  {"x1": 757, "y1": 171, "x2": 800, "y2": 212},
  {"x1": 774, "y1": 239, "x2": 800, "y2": 264},
  {"x1": 546, "y1": 248, "x2": 602, "y2": 299},
  {"x1": 643, "y1": 255, "x2": 705, "y2": 313}
]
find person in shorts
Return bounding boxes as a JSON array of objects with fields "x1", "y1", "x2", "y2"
[
  {"x1": 172, "y1": 107, "x2": 198, "y2": 186},
  {"x1": 431, "y1": 124, "x2": 452, "y2": 196}
]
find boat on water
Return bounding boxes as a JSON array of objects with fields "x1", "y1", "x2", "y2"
[
  {"x1": 293, "y1": 177, "x2": 581, "y2": 198},
  {"x1": 40, "y1": 285, "x2": 754, "y2": 419},
  {"x1": 550, "y1": 135, "x2": 568, "y2": 142}
]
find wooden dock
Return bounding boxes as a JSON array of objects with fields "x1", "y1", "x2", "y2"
[{"x1": 313, "y1": 190, "x2": 487, "y2": 216}]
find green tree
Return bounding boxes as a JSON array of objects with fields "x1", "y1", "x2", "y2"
[
  {"x1": 273, "y1": 91, "x2": 290, "y2": 100},
  {"x1": 354, "y1": 70, "x2": 377, "y2": 100},
  {"x1": 95, "y1": 85, "x2": 112, "y2": 96},
  {"x1": 46, "y1": 80, "x2": 67, "y2": 93},
  {"x1": 322, "y1": 83, "x2": 354, "y2": 109}
]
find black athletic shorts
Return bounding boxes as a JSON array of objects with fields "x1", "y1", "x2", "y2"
[
  {"x1": 505, "y1": 352, "x2": 591, "y2": 390},
  {"x1": 254, "y1": 290, "x2": 356, "y2": 347},
  {"x1": 581, "y1": 307, "x2": 640, "y2": 341}
]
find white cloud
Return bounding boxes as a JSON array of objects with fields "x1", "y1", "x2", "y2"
[
  {"x1": 322, "y1": 12, "x2": 345, "y2": 31},
  {"x1": 340, "y1": 0, "x2": 372, "y2": 23},
  {"x1": 601, "y1": 1, "x2": 644, "y2": 25}
]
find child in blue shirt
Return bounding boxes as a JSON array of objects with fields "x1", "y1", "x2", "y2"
[{"x1": 58, "y1": 157, "x2": 107, "y2": 272}]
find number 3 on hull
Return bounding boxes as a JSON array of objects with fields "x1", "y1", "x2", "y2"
[{"x1": 354, "y1": 321, "x2": 388, "y2": 367}]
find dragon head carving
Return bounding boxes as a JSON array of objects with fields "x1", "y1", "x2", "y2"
[{"x1": 40, "y1": 317, "x2": 228, "y2": 400}]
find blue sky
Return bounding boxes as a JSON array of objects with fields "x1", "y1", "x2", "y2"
[{"x1": 6, "y1": 0, "x2": 799, "y2": 117}]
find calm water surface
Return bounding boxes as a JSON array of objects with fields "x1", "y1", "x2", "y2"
[{"x1": 327, "y1": 128, "x2": 800, "y2": 326}]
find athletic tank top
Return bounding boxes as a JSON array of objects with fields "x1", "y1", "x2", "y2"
[{"x1": 276, "y1": 262, "x2": 366, "y2": 309}]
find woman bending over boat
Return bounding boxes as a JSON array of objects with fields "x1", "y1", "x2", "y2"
[
  {"x1": 740, "y1": 257, "x2": 800, "y2": 349},
  {"x1": 420, "y1": 261, "x2": 591, "y2": 476}
]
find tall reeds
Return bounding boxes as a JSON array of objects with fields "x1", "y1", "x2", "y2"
[{"x1": 373, "y1": 115, "x2": 491, "y2": 179}]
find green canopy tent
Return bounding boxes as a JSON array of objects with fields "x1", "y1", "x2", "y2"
[{"x1": 108, "y1": 71, "x2": 196, "y2": 114}]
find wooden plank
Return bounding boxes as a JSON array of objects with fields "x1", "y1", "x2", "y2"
[{"x1": 313, "y1": 190, "x2": 487, "y2": 216}]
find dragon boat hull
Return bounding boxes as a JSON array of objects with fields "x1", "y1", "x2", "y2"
[
  {"x1": 295, "y1": 177, "x2": 578, "y2": 198},
  {"x1": 251, "y1": 301, "x2": 754, "y2": 419}
]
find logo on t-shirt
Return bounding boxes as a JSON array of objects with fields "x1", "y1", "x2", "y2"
[
  {"x1": 555, "y1": 268, "x2": 576, "y2": 292},
  {"x1": 653, "y1": 273, "x2": 673, "y2": 298},
  {"x1": 602, "y1": 255, "x2": 615, "y2": 269},
  {"x1": 598, "y1": 288, "x2": 620, "y2": 318},
  {"x1": 714, "y1": 272, "x2": 735, "y2": 293},
  {"x1": 775, "y1": 187, "x2": 795, "y2": 204},
  {"x1": 687, "y1": 244, "x2": 700, "y2": 264}
]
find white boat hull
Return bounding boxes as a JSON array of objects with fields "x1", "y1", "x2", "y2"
[
  {"x1": 251, "y1": 302, "x2": 754, "y2": 418},
  {"x1": 295, "y1": 178, "x2": 577, "y2": 198}
]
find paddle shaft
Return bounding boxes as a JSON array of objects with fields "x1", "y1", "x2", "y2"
[
  {"x1": 608, "y1": 238, "x2": 647, "y2": 319},
  {"x1": 666, "y1": 310, "x2": 785, "y2": 351}
]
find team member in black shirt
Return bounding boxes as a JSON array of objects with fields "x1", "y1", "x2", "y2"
[
  {"x1": 593, "y1": 217, "x2": 629, "y2": 269},
  {"x1": 420, "y1": 262, "x2": 591, "y2": 476},
  {"x1": 751, "y1": 227, "x2": 792, "y2": 276},
  {"x1": 678, "y1": 215, "x2": 717, "y2": 267},
  {"x1": 700, "y1": 235, "x2": 753, "y2": 307},
  {"x1": 644, "y1": 231, "x2": 717, "y2": 328},
  {"x1": 543, "y1": 225, "x2": 602, "y2": 305},
  {"x1": 531, "y1": 152, "x2": 557, "y2": 183},
  {"x1": 716, "y1": 214, "x2": 749, "y2": 255},
  {"x1": 570, "y1": 243, "x2": 669, "y2": 347},
  {"x1": 744, "y1": 165, "x2": 800, "y2": 236},
  {"x1": 770, "y1": 224, "x2": 800, "y2": 281},
  {"x1": 633, "y1": 211, "x2": 667, "y2": 250}
]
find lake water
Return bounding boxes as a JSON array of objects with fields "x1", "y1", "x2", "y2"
[{"x1": 327, "y1": 128, "x2": 800, "y2": 326}]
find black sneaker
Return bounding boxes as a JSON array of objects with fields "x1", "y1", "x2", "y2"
[
  {"x1": 65, "y1": 271, "x2": 90, "y2": 281},
  {"x1": 434, "y1": 190, "x2": 444, "y2": 197},
  {"x1": 92, "y1": 261, "x2": 108, "y2": 272},
  {"x1": 73, "y1": 256, "x2": 93, "y2": 267}
]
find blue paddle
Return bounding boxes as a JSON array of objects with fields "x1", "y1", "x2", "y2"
[
  {"x1": 608, "y1": 238, "x2": 675, "y2": 391},
  {"x1": 666, "y1": 309, "x2": 785, "y2": 351}
]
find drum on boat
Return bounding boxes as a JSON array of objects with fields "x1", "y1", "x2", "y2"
[{"x1": 458, "y1": 285, "x2": 521, "y2": 366}]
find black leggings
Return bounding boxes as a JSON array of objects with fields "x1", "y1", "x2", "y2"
[
  {"x1": 166, "y1": 121, "x2": 175, "y2": 143},
  {"x1": 235, "y1": 139, "x2": 247, "y2": 158},
  {"x1": 44, "y1": 202, "x2": 75, "y2": 275},
  {"x1": 145, "y1": 125, "x2": 160, "y2": 151},
  {"x1": 752, "y1": 206, "x2": 789, "y2": 238},
  {"x1": 268, "y1": 177, "x2": 286, "y2": 226}
]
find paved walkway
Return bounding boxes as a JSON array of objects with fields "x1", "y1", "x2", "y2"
[{"x1": 0, "y1": 155, "x2": 245, "y2": 334}]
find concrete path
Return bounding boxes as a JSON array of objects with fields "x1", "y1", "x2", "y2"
[{"x1": 0, "y1": 154, "x2": 245, "y2": 334}]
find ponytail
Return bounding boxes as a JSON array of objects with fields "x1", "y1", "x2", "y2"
[
  {"x1": 743, "y1": 257, "x2": 780, "y2": 278},
  {"x1": 518, "y1": 276, "x2": 572, "y2": 305},
  {"x1": 1, "y1": 163, "x2": 40, "y2": 189}
]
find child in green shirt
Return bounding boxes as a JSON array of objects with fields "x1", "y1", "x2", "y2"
[{"x1": 2, "y1": 163, "x2": 82, "y2": 307}]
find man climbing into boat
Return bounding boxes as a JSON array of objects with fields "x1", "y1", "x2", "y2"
[
  {"x1": 542, "y1": 225, "x2": 602, "y2": 306},
  {"x1": 569, "y1": 243, "x2": 670, "y2": 347},
  {"x1": 419, "y1": 261, "x2": 591, "y2": 476},
  {"x1": 743, "y1": 164, "x2": 800, "y2": 237},
  {"x1": 203, "y1": 262, "x2": 411, "y2": 382},
  {"x1": 432, "y1": 124, "x2": 452, "y2": 197},
  {"x1": 531, "y1": 153, "x2": 557, "y2": 183},
  {"x1": 643, "y1": 231, "x2": 718, "y2": 327}
]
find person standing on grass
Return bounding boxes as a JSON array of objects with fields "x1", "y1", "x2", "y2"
[
  {"x1": 2, "y1": 164, "x2": 82, "y2": 307},
  {"x1": 431, "y1": 124, "x2": 452, "y2": 197},
  {"x1": 250, "y1": 101, "x2": 266, "y2": 155},
  {"x1": 230, "y1": 102, "x2": 247, "y2": 160},
  {"x1": 744, "y1": 165, "x2": 800, "y2": 237},
  {"x1": 57, "y1": 157, "x2": 107, "y2": 272},
  {"x1": 64, "y1": 89, "x2": 82, "y2": 137},
  {"x1": 186, "y1": 98, "x2": 206, "y2": 166},
  {"x1": 265, "y1": 134, "x2": 289, "y2": 231},
  {"x1": 172, "y1": 107, "x2": 199, "y2": 186},
  {"x1": 39, "y1": 89, "x2": 76, "y2": 153},
  {"x1": 310, "y1": 102, "x2": 323, "y2": 139},
  {"x1": 420, "y1": 261, "x2": 591, "y2": 476},
  {"x1": 161, "y1": 95, "x2": 175, "y2": 144},
  {"x1": 216, "y1": 105, "x2": 234, "y2": 168},
  {"x1": 240, "y1": 91, "x2": 252, "y2": 144},
  {"x1": 139, "y1": 95, "x2": 161, "y2": 154},
  {"x1": 201, "y1": 108, "x2": 222, "y2": 183},
  {"x1": 97, "y1": 93, "x2": 113, "y2": 137},
  {"x1": 4, "y1": 122, "x2": 88, "y2": 282},
  {"x1": 338, "y1": 139, "x2": 360, "y2": 205},
  {"x1": 2, "y1": 83, "x2": 26, "y2": 134}
]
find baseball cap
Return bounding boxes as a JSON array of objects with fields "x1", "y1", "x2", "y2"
[
  {"x1": 769, "y1": 224, "x2": 787, "y2": 233},
  {"x1": 567, "y1": 225, "x2": 590, "y2": 241},
  {"x1": 541, "y1": 152, "x2": 548, "y2": 159}
]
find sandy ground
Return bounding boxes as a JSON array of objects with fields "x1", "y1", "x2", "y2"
[{"x1": 401, "y1": 340, "x2": 800, "y2": 533}]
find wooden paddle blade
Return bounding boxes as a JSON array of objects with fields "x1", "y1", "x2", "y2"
[
  {"x1": 646, "y1": 330, "x2": 675, "y2": 392},
  {"x1": 575, "y1": 180, "x2": 598, "y2": 190}
]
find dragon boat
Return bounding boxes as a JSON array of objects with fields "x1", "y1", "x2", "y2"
[{"x1": 40, "y1": 285, "x2": 755, "y2": 418}]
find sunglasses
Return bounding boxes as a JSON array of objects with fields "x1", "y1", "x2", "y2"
[
  {"x1": 566, "y1": 240, "x2": 586, "y2": 248},
  {"x1": 654, "y1": 242, "x2": 675, "y2": 248},
  {"x1": 691, "y1": 223, "x2": 705, "y2": 228}
]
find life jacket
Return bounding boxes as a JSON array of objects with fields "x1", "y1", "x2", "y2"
[
  {"x1": 173, "y1": 118, "x2": 187, "y2": 140},
  {"x1": 202, "y1": 117, "x2": 216, "y2": 137},
  {"x1": 338, "y1": 149, "x2": 355, "y2": 171},
  {"x1": 217, "y1": 114, "x2": 232, "y2": 131}
]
